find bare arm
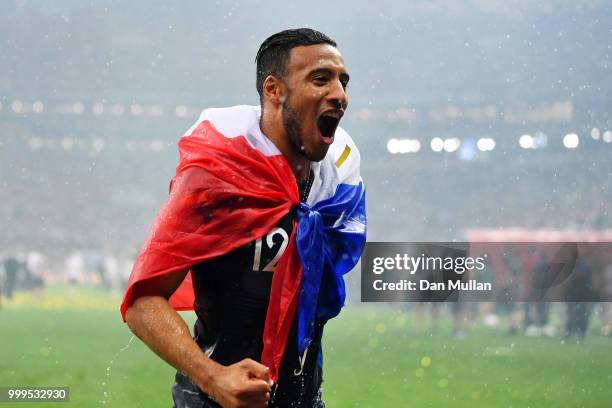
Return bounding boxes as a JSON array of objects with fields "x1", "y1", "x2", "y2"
[{"x1": 125, "y1": 269, "x2": 272, "y2": 408}]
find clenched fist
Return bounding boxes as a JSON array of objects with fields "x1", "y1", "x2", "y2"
[{"x1": 207, "y1": 358, "x2": 273, "y2": 408}]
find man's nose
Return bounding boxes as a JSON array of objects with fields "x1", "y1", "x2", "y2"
[{"x1": 328, "y1": 80, "x2": 348, "y2": 110}]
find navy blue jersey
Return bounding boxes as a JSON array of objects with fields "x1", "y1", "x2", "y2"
[{"x1": 172, "y1": 174, "x2": 325, "y2": 408}]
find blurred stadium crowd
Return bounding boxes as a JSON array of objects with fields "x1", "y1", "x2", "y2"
[
  {"x1": 2, "y1": 245, "x2": 612, "y2": 340},
  {"x1": 0, "y1": 250, "x2": 132, "y2": 296},
  {"x1": 1, "y1": 0, "x2": 611, "y2": 341}
]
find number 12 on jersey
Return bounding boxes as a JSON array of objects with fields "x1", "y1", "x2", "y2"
[{"x1": 252, "y1": 227, "x2": 289, "y2": 272}]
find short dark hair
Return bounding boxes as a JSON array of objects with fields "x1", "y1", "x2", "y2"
[{"x1": 255, "y1": 28, "x2": 337, "y2": 102}]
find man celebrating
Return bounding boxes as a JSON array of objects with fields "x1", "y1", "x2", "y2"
[{"x1": 121, "y1": 28, "x2": 366, "y2": 408}]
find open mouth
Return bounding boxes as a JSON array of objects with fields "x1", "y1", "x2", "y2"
[{"x1": 317, "y1": 112, "x2": 342, "y2": 144}]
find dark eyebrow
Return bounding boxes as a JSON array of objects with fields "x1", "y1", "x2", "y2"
[{"x1": 309, "y1": 68, "x2": 350, "y2": 83}]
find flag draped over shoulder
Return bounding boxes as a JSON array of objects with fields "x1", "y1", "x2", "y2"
[{"x1": 120, "y1": 105, "x2": 366, "y2": 381}]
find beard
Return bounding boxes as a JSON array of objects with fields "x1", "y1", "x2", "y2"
[
  {"x1": 281, "y1": 92, "x2": 307, "y2": 158},
  {"x1": 281, "y1": 91, "x2": 330, "y2": 162}
]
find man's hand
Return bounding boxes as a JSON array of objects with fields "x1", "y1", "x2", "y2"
[{"x1": 206, "y1": 358, "x2": 273, "y2": 408}]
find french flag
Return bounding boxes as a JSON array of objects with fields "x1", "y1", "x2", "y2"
[{"x1": 120, "y1": 105, "x2": 366, "y2": 381}]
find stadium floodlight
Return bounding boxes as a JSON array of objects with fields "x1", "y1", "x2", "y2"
[
  {"x1": 32, "y1": 100, "x2": 44, "y2": 113},
  {"x1": 93, "y1": 138, "x2": 105, "y2": 152},
  {"x1": 477, "y1": 137, "x2": 496, "y2": 152},
  {"x1": 443, "y1": 137, "x2": 460, "y2": 153},
  {"x1": 387, "y1": 138, "x2": 400, "y2": 154},
  {"x1": 388, "y1": 138, "x2": 421, "y2": 154},
  {"x1": 11, "y1": 100, "x2": 24, "y2": 113},
  {"x1": 591, "y1": 128, "x2": 600, "y2": 140},
  {"x1": 73, "y1": 102, "x2": 85, "y2": 115},
  {"x1": 563, "y1": 133, "x2": 579, "y2": 149},
  {"x1": 130, "y1": 104, "x2": 144, "y2": 116},
  {"x1": 476, "y1": 138, "x2": 485, "y2": 151},
  {"x1": 430, "y1": 137, "x2": 444, "y2": 152},
  {"x1": 404, "y1": 139, "x2": 421, "y2": 153},
  {"x1": 398, "y1": 139, "x2": 410, "y2": 154},
  {"x1": 603, "y1": 131, "x2": 612, "y2": 143},
  {"x1": 519, "y1": 134, "x2": 534, "y2": 149}
]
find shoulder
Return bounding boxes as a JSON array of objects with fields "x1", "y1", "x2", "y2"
[
  {"x1": 181, "y1": 105, "x2": 280, "y2": 156},
  {"x1": 183, "y1": 105, "x2": 259, "y2": 136}
]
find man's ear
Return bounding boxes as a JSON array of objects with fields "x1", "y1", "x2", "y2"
[{"x1": 262, "y1": 75, "x2": 285, "y2": 107}]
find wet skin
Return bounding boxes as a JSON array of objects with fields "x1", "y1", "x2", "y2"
[{"x1": 260, "y1": 43, "x2": 350, "y2": 179}]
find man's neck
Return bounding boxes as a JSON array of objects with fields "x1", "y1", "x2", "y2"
[{"x1": 260, "y1": 107, "x2": 311, "y2": 181}]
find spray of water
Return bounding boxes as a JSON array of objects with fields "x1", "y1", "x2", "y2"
[{"x1": 100, "y1": 335, "x2": 135, "y2": 405}]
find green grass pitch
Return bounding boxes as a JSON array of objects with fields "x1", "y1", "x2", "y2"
[{"x1": 1, "y1": 292, "x2": 611, "y2": 407}]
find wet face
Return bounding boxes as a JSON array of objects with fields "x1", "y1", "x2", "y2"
[{"x1": 280, "y1": 44, "x2": 349, "y2": 162}]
